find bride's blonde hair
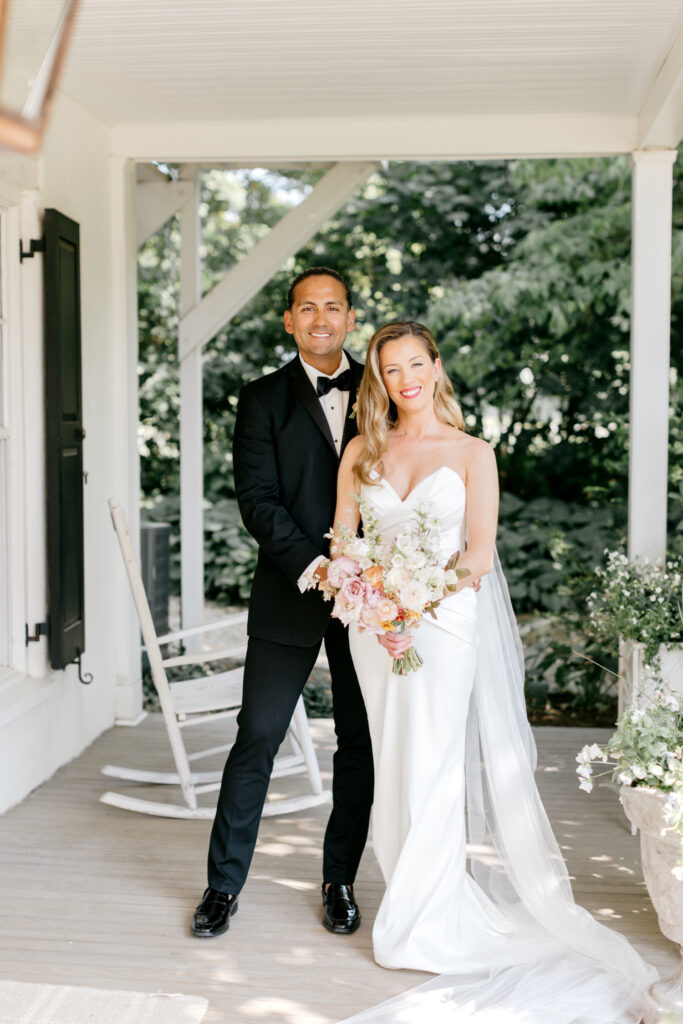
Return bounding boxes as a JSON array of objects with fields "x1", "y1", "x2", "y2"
[{"x1": 355, "y1": 321, "x2": 465, "y2": 486}]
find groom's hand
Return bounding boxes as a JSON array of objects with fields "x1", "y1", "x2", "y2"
[{"x1": 377, "y1": 631, "x2": 414, "y2": 656}]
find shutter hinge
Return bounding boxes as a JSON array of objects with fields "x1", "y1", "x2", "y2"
[
  {"x1": 19, "y1": 237, "x2": 46, "y2": 263},
  {"x1": 25, "y1": 621, "x2": 49, "y2": 645},
  {"x1": 73, "y1": 649, "x2": 93, "y2": 685}
]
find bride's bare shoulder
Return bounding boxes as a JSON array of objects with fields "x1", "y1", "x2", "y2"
[
  {"x1": 460, "y1": 433, "x2": 495, "y2": 456},
  {"x1": 458, "y1": 434, "x2": 497, "y2": 477},
  {"x1": 450, "y1": 432, "x2": 497, "y2": 475}
]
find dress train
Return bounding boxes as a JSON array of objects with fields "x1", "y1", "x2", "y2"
[{"x1": 343, "y1": 468, "x2": 656, "y2": 1023}]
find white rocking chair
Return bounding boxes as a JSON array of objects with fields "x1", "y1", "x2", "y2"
[{"x1": 101, "y1": 497, "x2": 331, "y2": 819}]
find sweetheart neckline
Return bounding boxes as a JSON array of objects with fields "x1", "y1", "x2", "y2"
[{"x1": 377, "y1": 465, "x2": 466, "y2": 504}]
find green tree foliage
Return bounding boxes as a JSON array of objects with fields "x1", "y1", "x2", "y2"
[
  {"x1": 138, "y1": 154, "x2": 682, "y2": 619},
  {"x1": 429, "y1": 156, "x2": 683, "y2": 508}
]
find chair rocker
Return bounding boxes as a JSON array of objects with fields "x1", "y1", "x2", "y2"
[{"x1": 101, "y1": 497, "x2": 331, "y2": 820}]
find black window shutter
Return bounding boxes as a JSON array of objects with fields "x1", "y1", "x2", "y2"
[{"x1": 44, "y1": 208, "x2": 86, "y2": 673}]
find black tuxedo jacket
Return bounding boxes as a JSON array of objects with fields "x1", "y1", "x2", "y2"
[{"x1": 233, "y1": 351, "x2": 364, "y2": 647}]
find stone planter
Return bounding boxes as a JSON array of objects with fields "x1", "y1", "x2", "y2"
[{"x1": 620, "y1": 786, "x2": 683, "y2": 1023}]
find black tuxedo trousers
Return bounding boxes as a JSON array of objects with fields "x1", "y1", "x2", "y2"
[{"x1": 207, "y1": 354, "x2": 374, "y2": 894}]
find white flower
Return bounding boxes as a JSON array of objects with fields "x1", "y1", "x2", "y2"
[
  {"x1": 576, "y1": 764, "x2": 593, "y2": 779},
  {"x1": 399, "y1": 580, "x2": 430, "y2": 612},
  {"x1": 421, "y1": 569, "x2": 446, "y2": 595},
  {"x1": 385, "y1": 566, "x2": 411, "y2": 591},
  {"x1": 648, "y1": 763, "x2": 664, "y2": 778},
  {"x1": 578, "y1": 743, "x2": 604, "y2": 764},
  {"x1": 618, "y1": 771, "x2": 634, "y2": 785},
  {"x1": 395, "y1": 533, "x2": 417, "y2": 554},
  {"x1": 631, "y1": 764, "x2": 647, "y2": 780},
  {"x1": 579, "y1": 779, "x2": 594, "y2": 793}
]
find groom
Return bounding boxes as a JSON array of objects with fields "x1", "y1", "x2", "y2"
[{"x1": 192, "y1": 267, "x2": 374, "y2": 938}]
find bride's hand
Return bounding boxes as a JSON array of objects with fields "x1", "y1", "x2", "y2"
[{"x1": 377, "y1": 631, "x2": 414, "y2": 656}]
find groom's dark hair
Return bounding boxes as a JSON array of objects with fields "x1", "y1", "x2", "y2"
[{"x1": 287, "y1": 267, "x2": 353, "y2": 310}]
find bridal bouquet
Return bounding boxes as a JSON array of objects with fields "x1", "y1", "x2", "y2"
[{"x1": 314, "y1": 497, "x2": 469, "y2": 675}]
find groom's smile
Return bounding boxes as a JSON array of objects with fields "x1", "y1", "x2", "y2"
[{"x1": 284, "y1": 274, "x2": 355, "y2": 375}]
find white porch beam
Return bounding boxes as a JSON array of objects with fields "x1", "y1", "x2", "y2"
[
  {"x1": 111, "y1": 115, "x2": 637, "y2": 165},
  {"x1": 178, "y1": 161, "x2": 335, "y2": 174},
  {"x1": 178, "y1": 175, "x2": 205, "y2": 635},
  {"x1": 136, "y1": 179, "x2": 196, "y2": 247},
  {"x1": 637, "y1": 23, "x2": 683, "y2": 149},
  {"x1": 179, "y1": 160, "x2": 378, "y2": 361},
  {"x1": 627, "y1": 150, "x2": 676, "y2": 564}
]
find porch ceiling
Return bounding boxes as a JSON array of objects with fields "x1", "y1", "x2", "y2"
[{"x1": 31, "y1": 1, "x2": 683, "y2": 158}]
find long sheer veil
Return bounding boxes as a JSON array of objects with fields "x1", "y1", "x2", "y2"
[{"x1": 341, "y1": 554, "x2": 658, "y2": 1024}]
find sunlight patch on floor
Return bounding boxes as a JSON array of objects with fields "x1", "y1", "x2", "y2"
[
  {"x1": 240, "y1": 997, "x2": 331, "y2": 1023},
  {"x1": 272, "y1": 877, "x2": 317, "y2": 891}
]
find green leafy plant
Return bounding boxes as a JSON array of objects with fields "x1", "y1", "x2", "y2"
[
  {"x1": 587, "y1": 551, "x2": 683, "y2": 670},
  {"x1": 576, "y1": 689, "x2": 683, "y2": 868}
]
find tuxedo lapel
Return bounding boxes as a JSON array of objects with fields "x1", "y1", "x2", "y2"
[{"x1": 287, "y1": 357, "x2": 337, "y2": 456}]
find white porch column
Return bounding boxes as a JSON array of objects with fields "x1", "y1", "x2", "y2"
[
  {"x1": 627, "y1": 150, "x2": 676, "y2": 564},
  {"x1": 110, "y1": 155, "x2": 146, "y2": 724},
  {"x1": 179, "y1": 175, "x2": 205, "y2": 633}
]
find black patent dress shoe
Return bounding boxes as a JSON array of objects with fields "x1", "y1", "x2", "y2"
[
  {"x1": 322, "y1": 882, "x2": 361, "y2": 934},
  {"x1": 191, "y1": 886, "x2": 238, "y2": 937}
]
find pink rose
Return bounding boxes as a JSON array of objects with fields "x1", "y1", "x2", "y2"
[
  {"x1": 333, "y1": 577, "x2": 366, "y2": 625},
  {"x1": 365, "y1": 585, "x2": 383, "y2": 607},
  {"x1": 340, "y1": 576, "x2": 366, "y2": 605},
  {"x1": 328, "y1": 556, "x2": 362, "y2": 588}
]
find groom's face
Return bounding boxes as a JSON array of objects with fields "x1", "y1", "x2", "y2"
[{"x1": 284, "y1": 275, "x2": 355, "y2": 373}]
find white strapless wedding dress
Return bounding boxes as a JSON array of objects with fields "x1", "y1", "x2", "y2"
[{"x1": 344, "y1": 467, "x2": 657, "y2": 1024}]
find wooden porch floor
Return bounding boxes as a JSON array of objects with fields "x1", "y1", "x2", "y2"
[{"x1": 0, "y1": 717, "x2": 678, "y2": 1024}]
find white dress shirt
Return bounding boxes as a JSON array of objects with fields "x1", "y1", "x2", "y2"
[
  {"x1": 296, "y1": 352, "x2": 351, "y2": 592},
  {"x1": 298, "y1": 351, "x2": 350, "y2": 458}
]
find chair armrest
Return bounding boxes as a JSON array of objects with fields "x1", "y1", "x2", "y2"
[
  {"x1": 162, "y1": 642, "x2": 247, "y2": 668},
  {"x1": 155, "y1": 610, "x2": 248, "y2": 645}
]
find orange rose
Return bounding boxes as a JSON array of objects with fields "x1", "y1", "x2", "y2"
[{"x1": 363, "y1": 566, "x2": 384, "y2": 588}]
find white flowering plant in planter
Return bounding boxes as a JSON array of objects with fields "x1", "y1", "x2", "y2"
[
  {"x1": 576, "y1": 689, "x2": 683, "y2": 870},
  {"x1": 586, "y1": 550, "x2": 683, "y2": 674}
]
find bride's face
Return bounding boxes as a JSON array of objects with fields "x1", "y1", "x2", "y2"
[{"x1": 378, "y1": 335, "x2": 441, "y2": 413}]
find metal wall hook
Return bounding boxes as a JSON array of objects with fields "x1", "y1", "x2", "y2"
[{"x1": 74, "y1": 649, "x2": 93, "y2": 685}]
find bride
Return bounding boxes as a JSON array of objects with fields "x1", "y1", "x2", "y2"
[{"x1": 329, "y1": 321, "x2": 657, "y2": 1023}]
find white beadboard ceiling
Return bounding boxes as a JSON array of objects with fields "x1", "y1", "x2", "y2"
[{"x1": 33, "y1": 0, "x2": 683, "y2": 125}]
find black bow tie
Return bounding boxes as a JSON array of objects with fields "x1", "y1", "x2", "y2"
[{"x1": 316, "y1": 369, "x2": 353, "y2": 397}]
